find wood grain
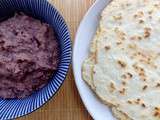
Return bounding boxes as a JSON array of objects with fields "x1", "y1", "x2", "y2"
[{"x1": 18, "y1": 0, "x2": 95, "y2": 120}]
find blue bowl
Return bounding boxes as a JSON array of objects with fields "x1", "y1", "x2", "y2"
[{"x1": 0, "y1": 0, "x2": 72, "y2": 119}]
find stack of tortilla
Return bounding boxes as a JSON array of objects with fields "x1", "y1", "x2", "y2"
[{"x1": 82, "y1": 0, "x2": 160, "y2": 119}]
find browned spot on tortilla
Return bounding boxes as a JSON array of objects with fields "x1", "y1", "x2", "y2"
[
  {"x1": 109, "y1": 82, "x2": 116, "y2": 93},
  {"x1": 156, "y1": 83, "x2": 160, "y2": 87},
  {"x1": 117, "y1": 60, "x2": 127, "y2": 68},
  {"x1": 130, "y1": 35, "x2": 142, "y2": 41},
  {"x1": 134, "y1": 11, "x2": 144, "y2": 18},
  {"x1": 113, "y1": 15, "x2": 122, "y2": 21},
  {"x1": 141, "y1": 103, "x2": 146, "y2": 108},
  {"x1": 154, "y1": 4, "x2": 160, "y2": 9},
  {"x1": 128, "y1": 44, "x2": 137, "y2": 49},
  {"x1": 144, "y1": 27, "x2": 151, "y2": 38},
  {"x1": 127, "y1": 100, "x2": 132, "y2": 104},
  {"x1": 105, "y1": 46, "x2": 111, "y2": 51},
  {"x1": 148, "y1": 10, "x2": 153, "y2": 15},
  {"x1": 154, "y1": 107, "x2": 160, "y2": 118},
  {"x1": 121, "y1": 72, "x2": 133, "y2": 81},
  {"x1": 119, "y1": 88, "x2": 126, "y2": 95},
  {"x1": 134, "y1": 98, "x2": 141, "y2": 104},
  {"x1": 114, "y1": 27, "x2": 126, "y2": 41},
  {"x1": 122, "y1": 81, "x2": 126, "y2": 86},
  {"x1": 116, "y1": 42, "x2": 122, "y2": 45},
  {"x1": 139, "y1": 19, "x2": 144, "y2": 24},
  {"x1": 133, "y1": 64, "x2": 147, "y2": 81},
  {"x1": 142, "y1": 85, "x2": 148, "y2": 90}
]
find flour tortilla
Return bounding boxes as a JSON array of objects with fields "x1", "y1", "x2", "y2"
[{"x1": 82, "y1": 0, "x2": 160, "y2": 120}]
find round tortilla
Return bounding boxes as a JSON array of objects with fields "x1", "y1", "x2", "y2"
[{"x1": 82, "y1": 0, "x2": 160, "y2": 119}]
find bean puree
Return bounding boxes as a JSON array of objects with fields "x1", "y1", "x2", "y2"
[{"x1": 0, "y1": 14, "x2": 59, "y2": 99}]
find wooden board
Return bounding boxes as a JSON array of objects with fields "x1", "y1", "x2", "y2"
[{"x1": 18, "y1": 0, "x2": 95, "y2": 120}]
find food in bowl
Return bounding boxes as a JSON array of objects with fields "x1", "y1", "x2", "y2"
[
  {"x1": 0, "y1": 13, "x2": 59, "y2": 99},
  {"x1": 82, "y1": 0, "x2": 160, "y2": 120}
]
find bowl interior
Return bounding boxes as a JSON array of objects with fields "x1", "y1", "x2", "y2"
[{"x1": 0, "y1": 0, "x2": 71, "y2": 119}]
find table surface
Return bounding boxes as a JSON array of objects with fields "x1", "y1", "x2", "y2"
[{"x1": 18, "y1": 0, "x2": 95, "y2": 120}]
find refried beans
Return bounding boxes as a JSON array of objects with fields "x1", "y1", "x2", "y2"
[{"x1": 0, "y1": 13, "x2": 59, "y2": 99}]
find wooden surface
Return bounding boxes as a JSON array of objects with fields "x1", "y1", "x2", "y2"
[{"x1": 18, "y1": 0, "x2": 95, "y2": 120}]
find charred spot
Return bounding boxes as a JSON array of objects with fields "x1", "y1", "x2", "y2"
[
  {"x1": 113, "y1": 15, "x2": 122, "y2": 20},
  {"x1": 144, "y1": 27, "x2": 151, "y2": 38},
  {"x1": 142, "y1": 85, "x2": 148, "y2": 90},
  {"x1": 104, "y1": 46, "x2": 111, "y2": 51},
  {"x1": 117, "y1": 60, "x2": 127, "y2": 68},
  {"x1": 139, "y1": 19, "x2": 144, "y2": 24},
  {"x1": 119, "y1": 88, "x2": 126, "y2": 95},
  {"x1": 154, "y1": 107, "x2": 160, "y2": 117},
  {"x1": 122, "y1": 81, "x2": 126, "y2": 85},
  {"x1": 109, "y1": 82, "x2": 116, "y2": 93},
  {"x1": 127, "y1": 72, "x2": 133, "y2": 78},
  {"x1": 156, "y1": 83, "x2": 160, "y2": 87},
  {"x1": 130, "y1": 35, "x2": 142, "y2": 41},
  {"x1": 116, "y1": 42, "x2": 122, "y2": 45},
  {"x1": 141, "y1": 103, "x2": 146, "y2": 108},
  {"x1": 127, "y1": 100, "x2": 132, "y2": 104}
]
